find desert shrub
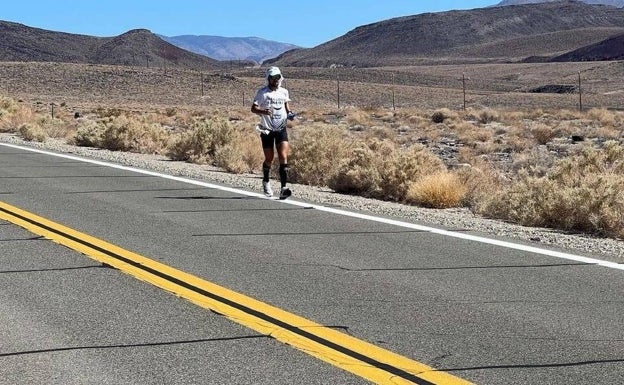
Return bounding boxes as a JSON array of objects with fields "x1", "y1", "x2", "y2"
[
  {"x1": 167, "y1": 131, "x2": 203, "y2": 163},
  {"x1": 0, "y1": 97, "x2": 34, "y2": 133},
  {"x1": 37, "y1": 116, "x2": 69, "y2": 139},
  {"x1": 96, "y1": 115, "x2": 170, "y2": 153},
  {"x1": 200, "y1": 117, "x2": 234, "y2": 153},
  {"x1": 366, "y1": 125, "x2": 397, "y2": 141},
  {"x1": 431, "y1": 108, "x2": 457, "y2": 124},
  {"x1": 406, "y1": 171, "x2": 467, "y2": 208},
  {"x1": 73, "y1": 120, "x2": 104, "y2": 147},
  {"x1": 213, "y1": 129, "x2": 263, "y2": 173},
  {"x1": 80, "y1": 115, "x2": 169, "y2": 154},
  {"x1": 586, "y1": 107, "x2": 617, "y2": 128},
  {"x1": 346, "y1": 108, "x2": 372, "y2": 126},
  {"x1": 0, "y1": 96, "x2": 20, "y2": 118},
  {"x1": 95, "y1": 107, "x2": 123, "y2": 118},
  {"x1": 327, "y1": 138, "x2": 445, "y2": 202},
  {"x1": 453, "y1": 120, "x2": 479, "y2": 134},
  {"x1": 476, "y1": 141, "x2": 624, "y2": 238},
  {"x1": 523, "y1": 108, "x2": 547, "y2": 120},
  {"x1": 100, "y1": 115, "x2": 139, "y2": 151},
  {"x1": 553, "y1": 109, "x2": 583, "y2": 121},
  {"x1": 470, "y1": 126, "x2": 494, "y2": 143},
  {"x1": 18, "y1": 123, "x2": 47, "y2": 142},
  {"x1": 327, "y1": 139, "x2": 387, "y2": 196},
  {"x1": 378, "y1": 144, "x2": 446, "y2": 201},
  {"x1": 374, "y1": 110, "x2": 396, "y2": 123},
  {"x1": 510, "y1": 147, "x2": 556, "y2": 177},
  {"x1": 551, "y1": 120, "x2": 578, "y2": 139},
  {"x1": 455, "y1": 162, "x2": 504, "y2": 209},
  {"x1": 478, "y1": 108, "x2": 500, "y2": 124},
  {"x1": 238, "y1": 130, "x2": 265, "y2": 173},
  {"x1": 289, "y1": 125, "x2": 351, "y2": 186},
  {"x1": 530, "y1": 123, "x2": 557, "y2": 145},
  {"x1": 132, "y1": 123, "x2": 170, "y2": 154},
  {"x1": 497, "y1": 110, "x2": 525, "y2": 125},
  {"x1": 395, "y1": 109, "x2": 429, "y2": 128},
  {"x1": 214, "y1": 145, "x2": 247, "y2": 173},
  {"x1": 503, "y1": 125, "x2": 534, "y2": 153},
  {"x1": 457, "y1": 125, "x2": 494, "y2": 153},
  {"x1": 167, "y1": 117, "x2": 234, "y2": 164},
  {"x1": 431, "y1": 111, "x2": 445, "y2": 124}
]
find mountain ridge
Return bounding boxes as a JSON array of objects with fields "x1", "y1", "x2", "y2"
[
  {"x1": 268, "y1": 1, "x2": 624, "y2": 67},
  {"x1": 0, "y1": 21, "x2": 221, "y2": 70},
  {"x1": 551, "y1": 31, "x2": 624, "y2": 60},
  {"x1": 3, "y1": 1, "x2": 624, "y2": 69},
  {"x1": 496, "y1": 0, "x2": 624, "y2": 7},
  {"x1": 159, "y1": 35, "x2": 298, "y2": 64}
]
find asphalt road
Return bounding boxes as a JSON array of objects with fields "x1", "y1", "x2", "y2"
[{"x1": 1, "y1": 144, "x2": 623, "y2": 385}]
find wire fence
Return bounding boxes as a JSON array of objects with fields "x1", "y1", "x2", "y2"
[
  {"x1": 0, "y1": 61, "x2": 623, "y2": 113},
  {"x1": 272, "y1": 64, "x2": 624, "y2": 112}
]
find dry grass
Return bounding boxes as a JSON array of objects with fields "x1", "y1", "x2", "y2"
[
  {"x1": 1, "y1": 60, "x2": 624, "y2": 239},
  {"x1": 406, "y1": 171, "x2": 467, "y2": 208}
]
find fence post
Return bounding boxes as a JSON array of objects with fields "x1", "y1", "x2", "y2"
[
  {"x1": 462, "y1": 72, "x2": 467, "y2": 110},
  {"x1": 578, "y1": 71, "x2": 582, "y2": 112},
  {"x1": 200, "y1": 72, "x2": 204, "y2": 96},
  {"x1": 392, "y1": 72, "x2": 396, "y2": 111},
  {"x1": 337, "y1": 75, "x2": 340, "y2": 109}
]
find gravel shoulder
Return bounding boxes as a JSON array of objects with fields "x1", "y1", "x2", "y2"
[{"x1": 1, "y1": 133, "x2": 623, "y2": 264}]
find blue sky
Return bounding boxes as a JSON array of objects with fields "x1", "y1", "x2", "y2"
[{"x1": 2, "y1": 1, "x2": 497, "y2": 47}]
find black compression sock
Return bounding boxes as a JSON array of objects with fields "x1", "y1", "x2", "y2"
[
  {"x1": 262, "y1": 162, "x2": 271, "y2": 183},
  {"x1": 279, "y1": 164, "x2": 288, "y2": 187}
]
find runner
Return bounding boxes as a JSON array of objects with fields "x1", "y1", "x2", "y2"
[{"x1": 251, "y1": 66, "x2": 296, "y2": 199}]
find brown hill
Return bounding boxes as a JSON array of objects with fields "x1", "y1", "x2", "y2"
[
  {"x1": 0, "y1": 21, "x2": 221, "y2": 70},
  {"x1": 497, "y1": 0, "x2": 624, "y2": 6},
  {"x1": 550, "y1": 31, "x2": 624, "y2": 60},
  {"x1": 267, "y1": 1, "x2": 624, "y2": 67}
]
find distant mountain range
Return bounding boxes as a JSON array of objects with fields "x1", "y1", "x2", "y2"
[
  {"x1": 0, "y1": 22, "x2": 221, "y2": 70},
  {"x1": 0, "y1": 20, "x2": 295, "y2": 68},
  {"x1": 496, "y1": 0, "x2": 624, "y2": 6},
  {"x1": 159, "y1": 35, "x2": 298, "y2": 64},
  {"x1": 268, "y1": 1, "x2": 624, "y2": 67},
  {"x1": 2, "y1": 1, "x2": 624, "y2": 69}
]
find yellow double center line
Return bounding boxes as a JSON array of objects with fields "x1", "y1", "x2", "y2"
[{"x1": 0, "y1": 200, "x2": 470, "y2": 385}]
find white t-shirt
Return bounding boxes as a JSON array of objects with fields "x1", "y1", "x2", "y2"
[{"x1": 253, "y1": 86, "x2": 291, "y2": 131}]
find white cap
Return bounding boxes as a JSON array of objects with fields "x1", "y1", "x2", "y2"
[{"x1": 267, "y1": 66, "x2": 281, "y2": 77}]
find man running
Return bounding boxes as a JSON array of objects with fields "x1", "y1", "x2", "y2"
[{"x1": 251, "y1": 66, "x2": 295, "y2": 199}]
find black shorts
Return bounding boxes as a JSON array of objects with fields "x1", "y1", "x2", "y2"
[{"x1": 260, "y1": 128, "x2": 289, "y2": 149}]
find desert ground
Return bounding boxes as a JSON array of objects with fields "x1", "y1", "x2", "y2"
[
  {"x1": 1, "y1": 61, "x2": 623, "y2": 113},
  {"x1": 0, "y1": 60, "x2": 623, "y2": 241}
]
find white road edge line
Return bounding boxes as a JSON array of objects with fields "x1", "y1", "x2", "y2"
[{"x1": 2, "y1": 142, "x2": 622, "y2": 271}]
